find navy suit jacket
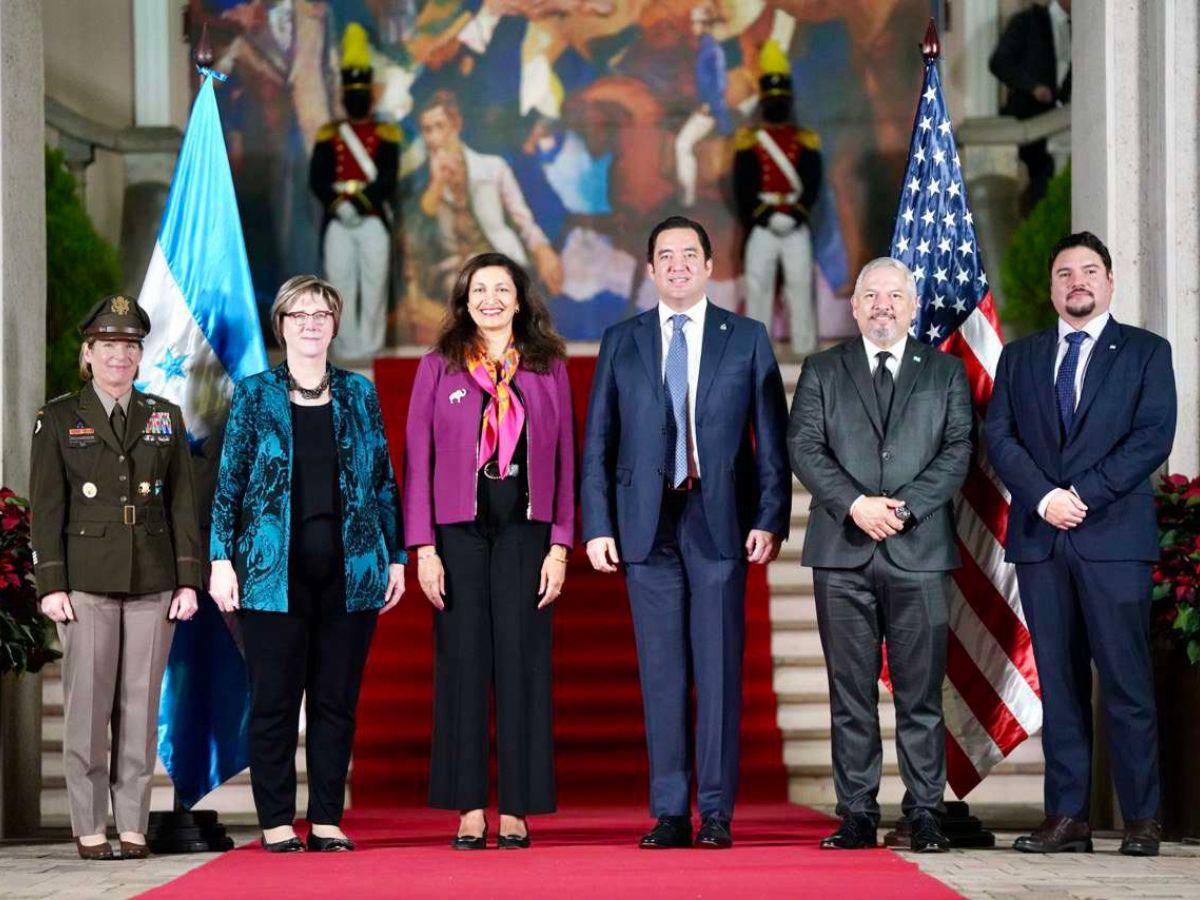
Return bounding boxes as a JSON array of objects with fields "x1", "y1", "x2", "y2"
[
  {"x1": 581, "y1": 305, "x2": 791, "y2": 563},
  {"x1": 983, "y1": 317, "x2": 1176, "y2": 564}
]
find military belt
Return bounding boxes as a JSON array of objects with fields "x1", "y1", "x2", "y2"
[{"x1": 70, "y1": 505, "x2": 167, "y2": 526}]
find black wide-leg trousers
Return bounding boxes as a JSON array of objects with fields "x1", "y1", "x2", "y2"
[
  {"x1": 428, "y1": 473, "x2": 555, "y2": 816},
  {"x1": 240, "y1": 519, "x2": 377, "y2": 829}
]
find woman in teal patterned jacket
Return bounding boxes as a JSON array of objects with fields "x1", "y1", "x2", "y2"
[{"x1": 209, "y1": 276, "x2": 405, "y2": 854}]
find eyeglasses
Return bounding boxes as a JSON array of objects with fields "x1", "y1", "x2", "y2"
[{"x1": 284, "y1": 311, "x2": 334, "y2": 326}]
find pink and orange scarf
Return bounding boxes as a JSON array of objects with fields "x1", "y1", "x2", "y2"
[{"x1": 467, "y1": 341, "x2": 525, "y2": 473}]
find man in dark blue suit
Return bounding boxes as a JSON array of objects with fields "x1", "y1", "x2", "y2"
[
  {"x1": 581, "y1": 215, "x2": 790, "y2": 849},
  {"x1": 985, "y1": 231, "x2": 1176, "y2": 857}
]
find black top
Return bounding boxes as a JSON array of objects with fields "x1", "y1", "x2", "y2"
[{"x1": 291, "y1": 402, "x2": 339, "y2": 524}]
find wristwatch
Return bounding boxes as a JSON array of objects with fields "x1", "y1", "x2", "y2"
[{"x1": 894, "y1": 504, "x2": 913, "y2": 525}]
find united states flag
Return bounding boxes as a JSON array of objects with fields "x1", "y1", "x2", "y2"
[{"x1": 889, "y1": 56, "x2": 1042, "y2": 795}]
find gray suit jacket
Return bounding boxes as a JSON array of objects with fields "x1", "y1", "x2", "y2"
[{"x1": 788, "y1": 337, "x2": 973, "y2": 572}]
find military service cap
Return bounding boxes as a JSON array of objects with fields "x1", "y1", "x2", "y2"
[{"x1": 78, "y1": 294, "x2": 151, "y2": 341}]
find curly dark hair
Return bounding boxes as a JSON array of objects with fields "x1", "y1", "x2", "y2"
[{"x1": 435, "y1": 253, "x2": 566, "y2": 373}]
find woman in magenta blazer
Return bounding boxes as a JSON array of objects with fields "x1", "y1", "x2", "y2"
[{"x1": 405, "y1": 253, "x2": 575, "y2": 850}]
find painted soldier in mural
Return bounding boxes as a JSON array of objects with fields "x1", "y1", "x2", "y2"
[
  {"x1": 734, "y1": 39, "x2": 822, "y2": 355},
  {"x1": 309, "y1": 24, "x2": 401, "y2": 361}
]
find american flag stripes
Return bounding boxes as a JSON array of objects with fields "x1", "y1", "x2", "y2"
[{"x1": 888, "y1": 57, "x2": 1042, "y2": 796}]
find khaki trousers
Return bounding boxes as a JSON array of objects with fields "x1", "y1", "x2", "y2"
[{"x1": 57, "y1": 590, "x2": 174, "y2": 836}]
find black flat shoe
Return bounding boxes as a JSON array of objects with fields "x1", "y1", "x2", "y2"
[
  {"x1": 307, "y1": 832, "x2": 356, "y2": 852},
  {"x1": 497, "y1": 833, "x2": 531, "y2": 849},
  {"x1": 695, "y1": 815, "x2": 732, "y2": 849},
  {"x1": 260, "y1": 835, "x2": 305, "y2": 853},
  {"x1": 639, "y1": 815, "x2": 692, "y2": 849},
  {"x1": 452, "y1": 817, "x2": 488, "y2": 851}
]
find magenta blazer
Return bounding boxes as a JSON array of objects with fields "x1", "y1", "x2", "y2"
[{"x1": 404, "y1": 351, "x2": 576, "y2": 548}]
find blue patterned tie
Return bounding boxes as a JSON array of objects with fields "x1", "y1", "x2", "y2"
[
  {"x1": 1055, "y1": 330, "x2": 1088, "y2": 435},
  {"x1": 664, "y1": 314, "x2": 690, "y2": 487}
]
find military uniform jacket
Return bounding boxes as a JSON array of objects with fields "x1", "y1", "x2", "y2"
[
  {"x1": 733, "y1": 123, "x2": 822, "y2": 231},
  {"x1": 30, "y1": 382, "x2": 203, "y2": 597}
]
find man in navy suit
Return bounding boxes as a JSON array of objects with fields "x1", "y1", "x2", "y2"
[
  {"x1": 581, "y1": 215, "x2": 790, "y2": 849},
  {"x1": 985, "y1": 231, "x2": 1176, "y2": 857}
]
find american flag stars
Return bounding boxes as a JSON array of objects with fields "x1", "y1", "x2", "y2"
[{"x1": 888, "y1": 60, "x2": 986, "y2": 345}]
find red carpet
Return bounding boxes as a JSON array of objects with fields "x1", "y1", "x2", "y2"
[
  {"x1": 355, "y1": 355, "x2": 785, "y2": 807},
  {"x1": 138, "y1": 805, "x2": 960, "y2": 899}
]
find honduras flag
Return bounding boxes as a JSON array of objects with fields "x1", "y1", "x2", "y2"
[{"x1": 136, "y1": 73, "x2": 268, "y2": 808}]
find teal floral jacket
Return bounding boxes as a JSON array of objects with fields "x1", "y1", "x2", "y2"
[{"x1": 210, "y1": 364, "x2": 405, "y2": 612}]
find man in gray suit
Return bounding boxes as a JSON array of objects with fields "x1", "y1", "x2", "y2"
[{"x1": 788, "y1": 257, "x2": 972, "y2": 853}]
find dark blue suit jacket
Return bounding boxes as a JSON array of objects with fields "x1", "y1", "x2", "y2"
[
  {"x1": 581, "y1": 305, "x2": 791, "y2": 563},
  {"x1": 983, "y1": 317, "x2": 1176, "y2": 563}
]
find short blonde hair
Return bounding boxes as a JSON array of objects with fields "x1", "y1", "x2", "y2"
[{"x1": 270, "y1": 275, "x2": 343, "y2": 347}]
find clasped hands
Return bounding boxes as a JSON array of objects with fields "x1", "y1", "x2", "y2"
[
  {"x1": 1043, "y1": 487, "x2": 1088, "y2": 530},
  {"x1": 850, "y1": 496, "x2": 907, "y2": 541}
]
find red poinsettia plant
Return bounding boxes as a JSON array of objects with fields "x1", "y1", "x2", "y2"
[
  {"x1": 1152, "y1": 474, "x2": 1200, "y2": 666},
  {"x1": 0, "y1": 488, "x2": 60, "y2": 675}
]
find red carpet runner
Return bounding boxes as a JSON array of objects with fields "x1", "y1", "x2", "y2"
[
  {"x1": 141, "y1": 356, "x2": 959, "y2": 898},
  {"x1": 141, "y1": 805, "x2": 959, "y2": 899},
  {"x1": 353, "y1": 355, "x2": 785, "y2": 807}
]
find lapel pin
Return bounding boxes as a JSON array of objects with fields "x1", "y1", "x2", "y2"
[
  {"x1": 719, "y1": 322, "x2": 728, "y2": 331},
  {"x1": 1108, "y1": 344, "x2": 1116, "y2": 350},
  {"x1": 449, "y1": 388, "x2": 466, "y2": 405},
  {"x1": 912, "y1": 355, "x2": 922, "y2": 362}
]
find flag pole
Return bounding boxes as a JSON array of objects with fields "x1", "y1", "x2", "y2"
[
  {"x1": 146, "y1": 22, "x2": 235, "y2": 854},
  {"x1": 878, "y1": 17, "x2": 998, "y2": 851}
]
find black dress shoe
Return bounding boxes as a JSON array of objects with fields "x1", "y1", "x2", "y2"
[
  {"x1": 452, "y1": 818, "x2": 488, "y2": 851},
  {"x1": 639, "y1": 815, "x2": 692, "y2": 849},
  {"x1": 260, "y1": 835, "x2": 305, "y2": 853},
  {"x1": 497, "y1": 832, "x2": 531, "y2": 850},
  {"x1": 1013, "y1": 815, "x2": 1092, "y2": 854},
  {"x1": 1120, "y1": 819, "x2": 1161, "y2": 857},
  {"x1": 307, "y1": 832, "x2": 356, "y2": 852},
  {"x1": 820, "y1": 814, "x2": 877, "y2": 849},
  {"x1": 695, "y1": 815, "x2": 732, "y2": 849},
  {"x1": 908, "y1": 810, "x2": 951, "y2": 853}
]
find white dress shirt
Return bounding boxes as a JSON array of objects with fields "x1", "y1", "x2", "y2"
[
  {"x1": 1049, "y1": 0, "x2": 1071, "y2": 94},
  {"x1": 659, "y1": 296, "x2": 707, "y2": 478},
  {"x1": 849, "y1": 334, "x2": 908, "y2": 516},
  {"x1": 1037, "y1": 312, "x2": 1111, "y2": 518}
]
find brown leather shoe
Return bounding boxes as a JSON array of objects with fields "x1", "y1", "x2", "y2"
[
  {"x1": 1013, "y1": 815, "x2": 1092, "y2": 853},
  {"x1": 75, "y1": 838, "x2": 115, "y2": 860},
  {"x1": 119, "y1": 839, "x2": 150, "y2": 859},
  {"x1": 1120, "y1": 819, "x2": 1161, "y2": 857}
]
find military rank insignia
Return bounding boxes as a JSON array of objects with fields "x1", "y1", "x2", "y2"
[{"x1": 144, "y1": 411, "x2": 174, "y2": 443}]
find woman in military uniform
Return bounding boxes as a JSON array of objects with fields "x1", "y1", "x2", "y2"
[{"x1": 30, "y1": 296, "x2": 201, "y2": 860}]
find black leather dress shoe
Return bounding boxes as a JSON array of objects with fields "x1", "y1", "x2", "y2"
[
  {"x1": 639, "y1": 815, "x2": 692, "y2": 849},
  {"x1": 1013, "y1": 815, "x2": 1092, "y2": 853},
  {"x1": 908, "y1": 810, "x2": 951, "y2": 853},
  {"x1": 695, "y1": 815, "x2": 732, "y2": 849},
  {"x1": 820, "y1": 814, "x2": 877, "y2": 849},
  {"x1": 260, "y1": 835, "x2": 305, "y2": 853},
  {"x1": 307, "y1": 832, "x2": 356, "y2": 852},
  {"x1": 1120, "y1": 819, "x2": 1161, "y2": 857}
]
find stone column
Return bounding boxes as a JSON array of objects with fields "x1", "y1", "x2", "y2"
[
  {"x1": 0, "y1": 0, "x2": 46, "y2": 839},
  {"x1": 1073, "y1": 0, "x2": 1200, "y2": 475},
  {"x1": 1073, "y1": 0, "x2": 1200, "y2": 833}
]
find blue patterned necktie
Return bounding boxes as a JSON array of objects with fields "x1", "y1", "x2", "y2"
[
  {"x1": 664, "y1": 313, "x2": 690, "y2": 487},
  {"x1": 1055, "y1": 330, "x2": 1088, "y2": 435}
]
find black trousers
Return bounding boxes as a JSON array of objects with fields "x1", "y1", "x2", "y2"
[
  {"x1": 240, "y1": 518, "x2": 377, "y2": 829},
  {"x1": 428, "y1": 473, "x2": 554, "y2": 816},
  {"x1": 812, "y1": 551, "x2": 949, "y2": 824}
]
